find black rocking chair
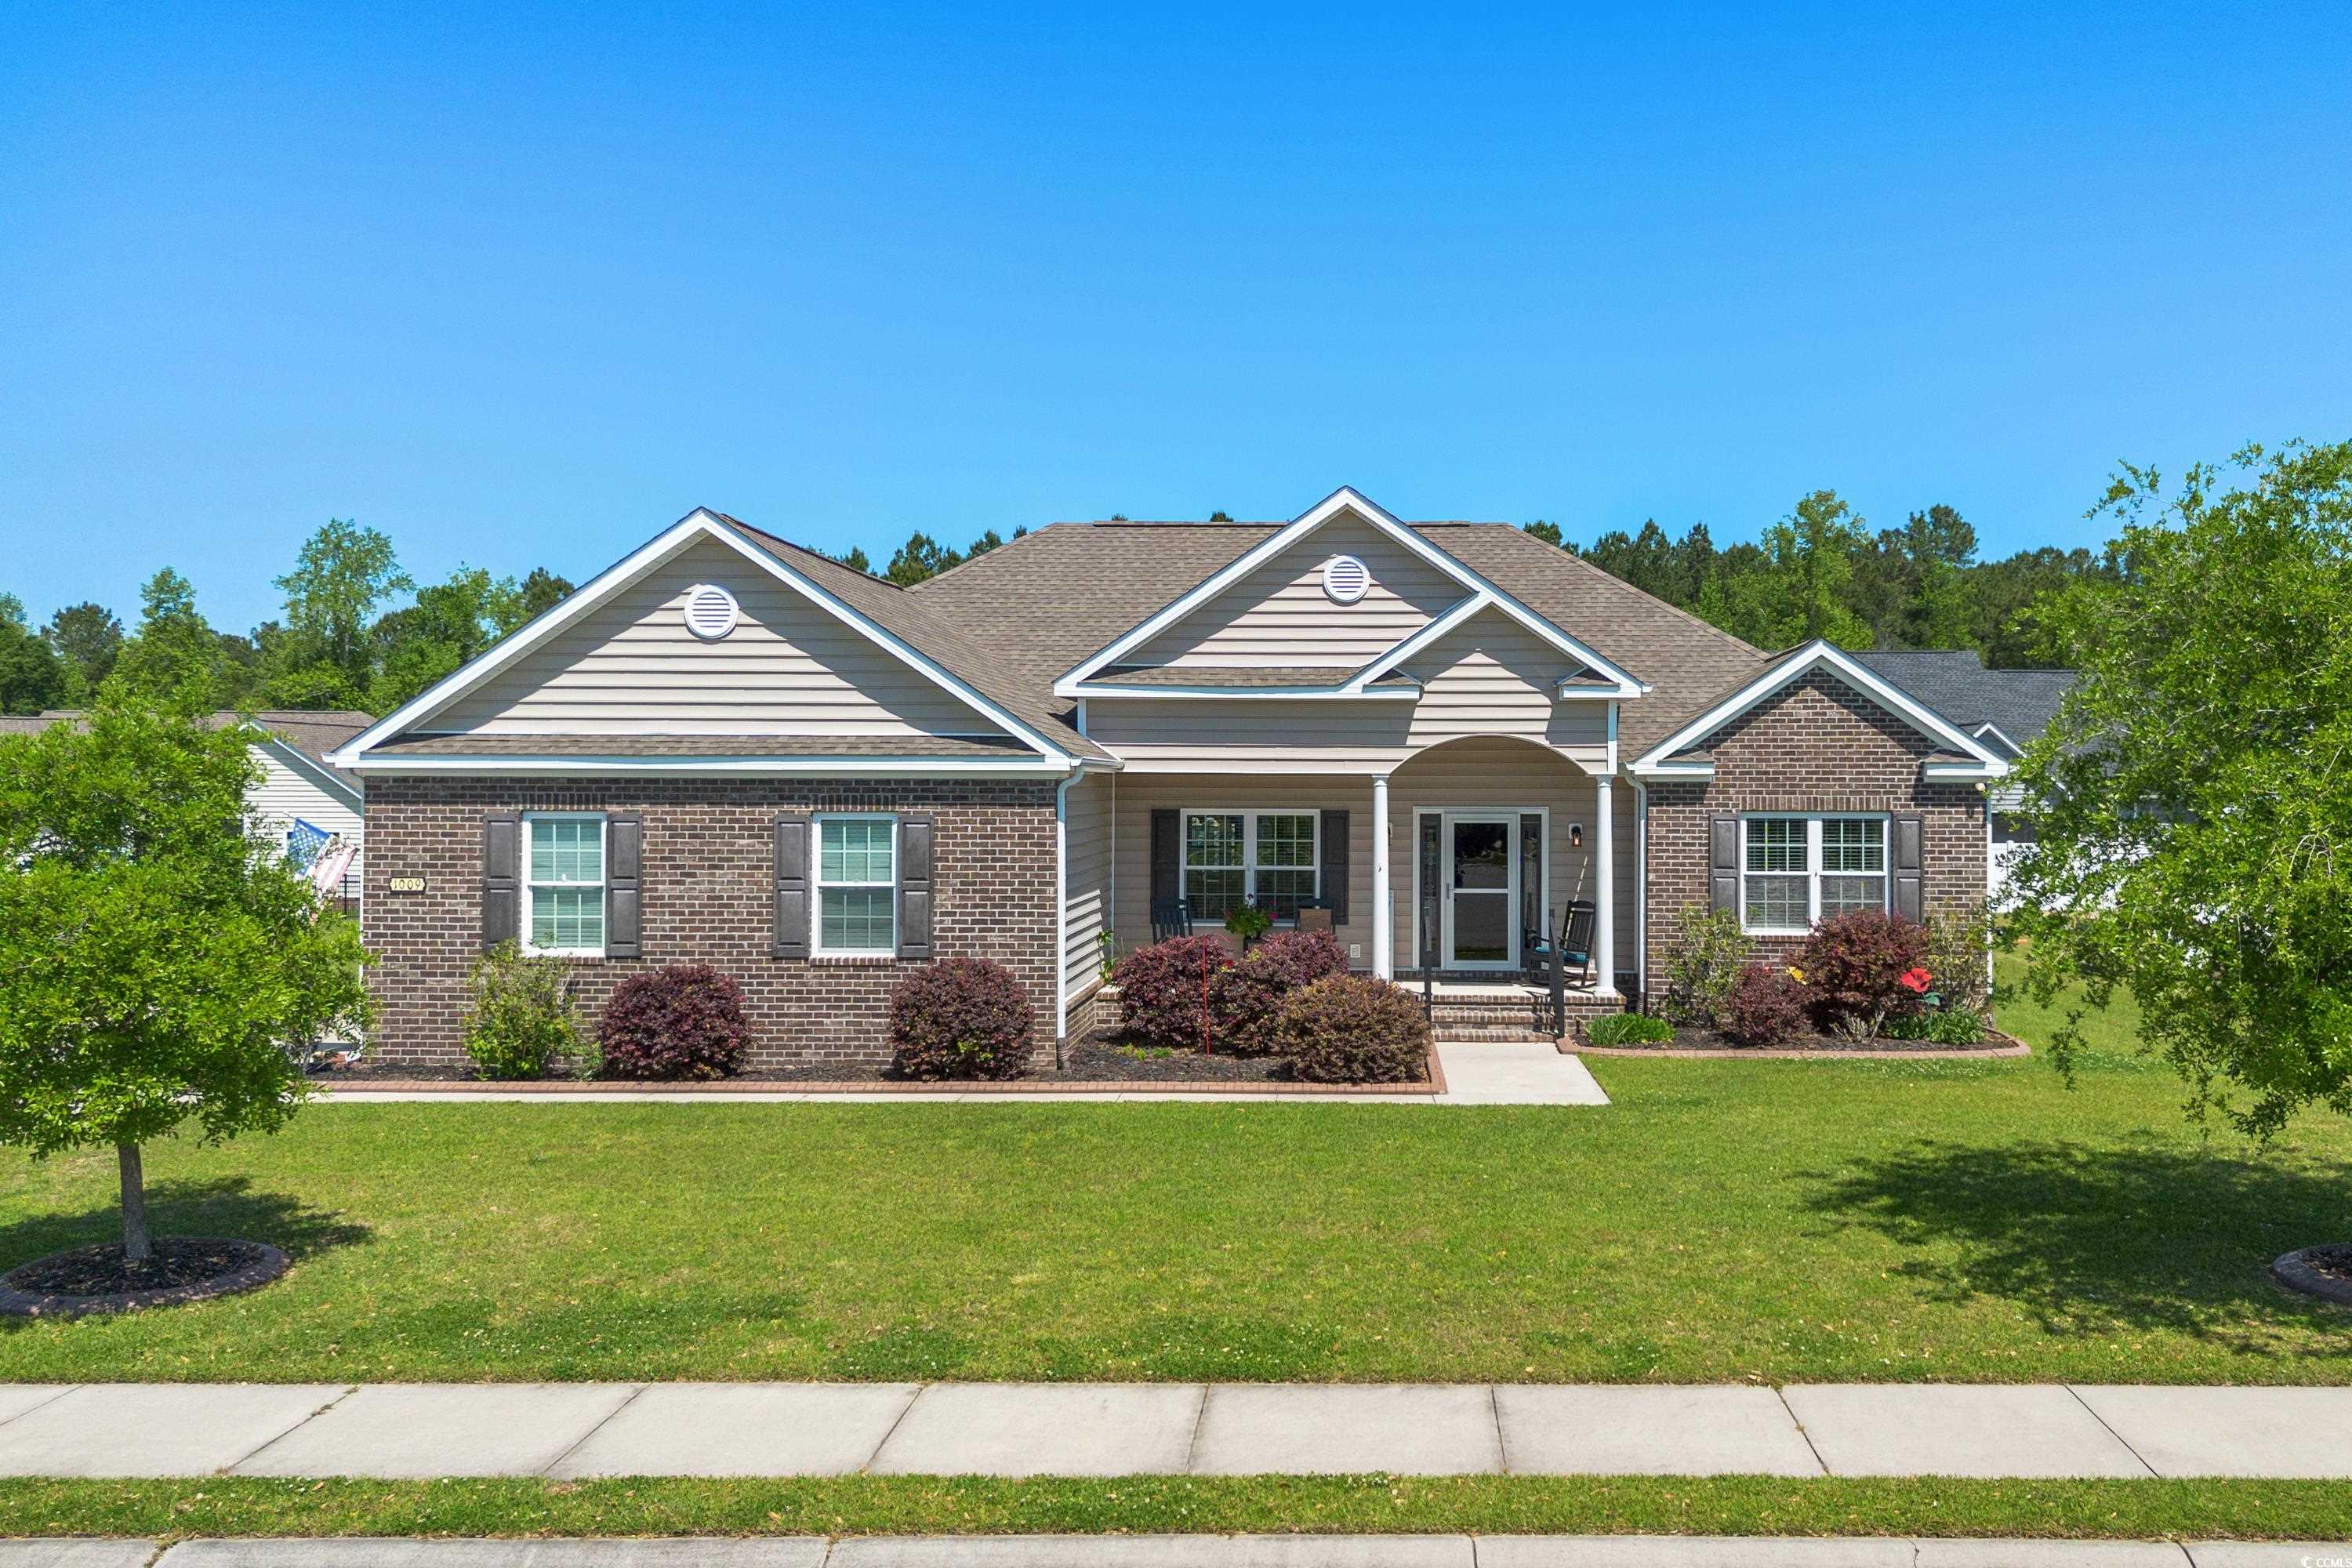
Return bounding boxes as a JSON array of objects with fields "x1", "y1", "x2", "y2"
[
  {"x1": 1149, "y1": 898, "x2": 1196, "y2": 943},
  {"x1": 1523, "y1": 899, "x2": 1597, "y2": 985}
]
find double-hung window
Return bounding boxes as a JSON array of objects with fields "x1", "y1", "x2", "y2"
[
  {"x1": 524, "y1": 814, "x2": 606, "y2": 956},
  {"x1": 1740, "y1": 815, "x2": 1886, "y2": 935},
  {"x1": 816, "y1": 815, "x2": 896, "y2": 954},
  {"x1": 1182, "y1": 810, "x2": 1319, "y2": 922}
]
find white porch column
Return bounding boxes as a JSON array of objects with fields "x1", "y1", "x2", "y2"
[
  {"x1": 1592, "y1": 768, "x2": 1617, "y2": 996},
  {"x1": 1372, "y1": 774, "x2": 1393, "y2": 979}
]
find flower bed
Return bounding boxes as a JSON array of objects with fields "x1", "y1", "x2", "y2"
[{"x1": 1570, "y1": 1017, "x2": 2027, "y2": 1058}]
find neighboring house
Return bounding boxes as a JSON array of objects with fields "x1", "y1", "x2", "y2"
[
  {"x1": 328, "y1": 488, "x2": 2010, "y2": 1070},
  {"x1": 1851, "y1": 652, "x2": 2076, "y2": 908},
  {"x1": 0, "y1": 709, "x2": 372, "y2": 911}
]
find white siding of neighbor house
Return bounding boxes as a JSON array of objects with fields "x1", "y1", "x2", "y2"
[
  {"x1": 430, "y1": 537, "x2": 1009, "y2": 738},
  {"x1": 246, "y1": 744, "x2": 362, "y2": 900},
  {"x1": 1062, "y1": 771, "x2": 1115, "y2": 1019},
  {"x1": 1127, "y1": 514, "x2": 1468, "y2": 670}
]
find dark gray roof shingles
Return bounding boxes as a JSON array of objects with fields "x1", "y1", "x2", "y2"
[{"x1": 1853, "y1": 651, "x2": 2076, "y2": 756}]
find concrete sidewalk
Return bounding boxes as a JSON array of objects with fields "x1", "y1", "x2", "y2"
[
  {"x1": 0, "y1": 1381, "x2": 2346, "y2": 1480},
  {"x1": 18, "y1": 1534, "x2": 2352, "y2": 1566}
]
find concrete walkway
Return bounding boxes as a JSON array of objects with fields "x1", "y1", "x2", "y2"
[
  {"x1": 0, "y1": 1381, "x2": 2345, "y2": 1480},
  {"x1": 16, "y1": 1534, "x2": 2350, "y2": 1566},
  {"x1": 317, "y1": 1045, "x2": 1611, "y2": 1107}
]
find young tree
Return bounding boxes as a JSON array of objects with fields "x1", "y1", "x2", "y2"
[
  {"x1": 0, "y1": 688, "x2": 370, "y2": 1261},
  {"x1": 42, "y1": 601, "x2": 124, "y2": 699},
  {"x1": 2009, "y1": 440, "x2": 2352, "y2": 1139}
]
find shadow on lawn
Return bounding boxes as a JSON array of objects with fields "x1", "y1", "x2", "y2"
[
  {"x1": 0, "y1": 1175, "x2": 370, "y2": 1285},
  {"x1": 1806, "y1": 1138, "x2": 2352, "y2": 1352}
]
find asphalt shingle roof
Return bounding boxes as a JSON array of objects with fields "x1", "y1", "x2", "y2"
[{"x1": 1851, "y1": 651, "x2": 2076, "y2": 757}]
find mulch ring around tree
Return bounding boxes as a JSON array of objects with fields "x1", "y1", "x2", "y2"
[
  {"x1": 2271, "y1": 1243, "x2": 2352, "y2": 1308},
  {"x1": 1570, "y1": 1022, "x2": 2030, "y2": 1058},
  {"x1": 0, "y1": 1238, "x2": 291, "y2": 1319}
]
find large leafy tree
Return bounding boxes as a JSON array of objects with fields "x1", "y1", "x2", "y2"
[
  {"x1": 41, "y1": 601, "x2": 124, "y2": 700},
  {"x1": 367, "y1": 564, "x2": 571, "y2": 713},
  {"x1": 0, "y1": 594, "x2": 68, "y2": 715},
  {"x1": 267, "y1": 519, "x2": 412, "y2": 706},
  {"x1": 0, "y1": 688, "x2": 370, "y2": 1259},
  {"x1": 1697, "y1": 489, "x2": 1873, "y2": 648},
  {"x1": 2009, "y1": 440, "x2": 2352, "y2": 1137},
  {"x1": 111, "y1": 568, "x2": 228, "y2": 707}
]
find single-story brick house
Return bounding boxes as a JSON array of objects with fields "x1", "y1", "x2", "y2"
[{"x1": 329, "y1": 488, "x2": 2012, "y2": 1070}]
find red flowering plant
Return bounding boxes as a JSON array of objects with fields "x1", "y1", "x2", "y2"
[{"x1": 1899, "y1": 967, "x2": 1933, "y2": 995}]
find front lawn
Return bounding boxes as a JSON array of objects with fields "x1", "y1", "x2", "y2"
[{"x1": 2, "y1": 959, "x2": 2346, "y2": 1385}]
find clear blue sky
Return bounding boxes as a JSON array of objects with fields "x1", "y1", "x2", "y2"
[{"x1": 5, "y1": 2, "x2": 2348, "y2": 633}]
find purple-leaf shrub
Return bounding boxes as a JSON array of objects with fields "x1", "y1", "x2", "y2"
[
  {"x1": 888, "y1": 957, "x2": 1035, "y2": 1080},
  {"x1": 1208, "y1": 927, "x2": 1352, "y2": 1054},
  {"x1": 1797, "y1": 909, "x2": 1932, "y2": 1036},
  {"x1": 1112, "y1": 935, "x2": 1232, "y2": 1049},
  {"x1": 1719, "y1": 963, "x2": 1809, "y2": 1049},
  {"x1": 597, "y1": 964, "x2": 752, "y2": 1080},
  {"x1": 1272, "y1": 974, "x2": 1432, "y2": 1083}
]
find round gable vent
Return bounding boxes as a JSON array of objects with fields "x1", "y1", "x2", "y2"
[
  {"x1": 684, "y1": 583, "x2": 740, "y2": 641},
  {"x1": 1322, "y1": 554, "x2": 1370, "y2": 604}
]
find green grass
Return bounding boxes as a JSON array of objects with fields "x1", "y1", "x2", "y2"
[
  {"x1": 1, "y1": 956, "x2": 2345, "y2": 1386},
  {"x1": 2, "y1": 1475, "x2": 2348, "y2": 1543}
]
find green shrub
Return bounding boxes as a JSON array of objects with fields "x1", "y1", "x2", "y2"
[
  {"x1": 1661, "y1": 908, "x2": 1751, "y2": 1026},
  {"x1": 1585, "y1": 1012, "x2": 1675, "y2": 1047},
  {"x1": 1922, "y1": 902, "x2": 1994, "y2": 1017},
  {"x1": 1224, "y1": 902, "x2": 1272, "y2": 945},
  {"x1": 1882, "y1": 1007, "x2": 1988, "y2": 1045},
  {"x1": 463, "y1": 942, "x2": 584, "y2": 1080},
  {"x1": 1272, "y1": 974, "x2": 1431, "y2": 1083}
]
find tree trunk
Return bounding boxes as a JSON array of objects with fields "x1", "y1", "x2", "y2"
[{"x1": 118, "y1": 1143, "x2": 151, "y2": 1265}]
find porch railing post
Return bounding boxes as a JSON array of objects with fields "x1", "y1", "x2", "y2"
[{"x1": 1550, "y1": 912, "x2": 1566, "y2": 1038}]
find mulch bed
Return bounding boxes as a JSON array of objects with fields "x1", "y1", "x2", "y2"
[
  {"x1": 2272, "y1": 1243, "x2": 2352, "y2": 1307},
  {"x1": 310, "y1": 1034, "x2": 1436, "y2": 1094},
  {"x1": 1571, "y1": 1022, "x2": 2028, "y2": 1058},
  {"x1": 0, "y1": 1237, "x2": 290, "y2": 1318}
]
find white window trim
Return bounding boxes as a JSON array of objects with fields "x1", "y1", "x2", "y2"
[
  {"x1": 521, "y1": 812, "x2": 608, "y2": 959},
  {"x1": 1180, "y1": 809, "x2": 1321, "y2": 924},
  {"x1": 1738, "y1": 812, "x2": 1889, "y2": 936},
  {"x1": 813, "y1": 812, "x2": 899, "y2": 957}
]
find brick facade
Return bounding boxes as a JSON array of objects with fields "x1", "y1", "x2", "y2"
[
  {"x1": 1642, "y1": 670, "x2": 1989, "y2": 1005},
  {"x1": 363, "y1": 775, "x2": 1060, "y2": 1072}
]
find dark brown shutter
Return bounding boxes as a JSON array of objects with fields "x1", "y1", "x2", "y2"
[
  {"x1": 1892, "y1": 813, "x2": 1925, "y2": 921},
  {"x1": 1150, "y1": 808, "x2": 1180, "y2": 907},
  {"x1": 605, "y1": 813, "x2": 642, "y2": 959},
  {"x1": 1319, "y1": 809, "x2": 1350, "y2": 923},
  {"x1": 1708, "y1": 814, "x2": 1740, "y2": 915},
  {"x1": 772, "y1": 815, "x2": 810, "y2": 960},
  {"x1": 897, "y1": 815, "x2": 935, "y2": 960},
  {"x1": 482, "y1": 812, "x2": 520, "y2": 950}
]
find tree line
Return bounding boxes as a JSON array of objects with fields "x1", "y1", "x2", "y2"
[{"x1": 0, "y1": 489, "x2": 2105, "y2": 717}]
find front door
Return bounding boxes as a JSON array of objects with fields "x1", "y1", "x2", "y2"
[{"x1": 1443, "y1": 813, "x2": 1517, "y2": 969}]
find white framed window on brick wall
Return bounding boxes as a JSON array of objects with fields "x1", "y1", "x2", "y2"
[
  {"x1": 522, "y1": 813, "x2": 607, "y2": 957},
  {"x1": 1181, "y1": 809, "x2": 1318, "y2": 922},
  {"x1": 815, "y1": 813, "x2": 897, "y2": 955},
  {"x1": 1740, "y1": 814, "x2": 1887, "y2": 935}
]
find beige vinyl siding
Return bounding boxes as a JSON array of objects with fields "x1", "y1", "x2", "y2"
[
  {"x1": 1387, "y1": 737, "x2": 1619, "y2": 970},
  {"x1": 1085, "y1": 699, "x2": 1421, "y2": 774},
  {"x1": 1062, "y1": 771, "x2": 1115, "y2": 1016},
  {"x1": 1402, "y1": 606, "x2": 1607, "y2": 750},
  {"x1": 1112, "y1": 775, "x2": 1380, "y2": 967},
  {"x1": 433, "y1": 537, "x2": 1008, "y2": 739},
  {"x1": 1128, "y1": 515, "x2": 1467, "y2": 670},
  {"x1": 246, "y1": 744, "x2": 362, "y2": 900}
]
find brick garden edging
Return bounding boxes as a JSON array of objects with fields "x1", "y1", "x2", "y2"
[{"x1": 317, "y1": 1047, "x2": 1449, "y2": 1098}]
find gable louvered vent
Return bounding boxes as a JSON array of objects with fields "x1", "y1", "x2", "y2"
[
  {"x1": 1322, "y1": 554, "x2": 1370, "y2": 604},
  {"x1": 684, "y1": 583, "x2": 740, "y2": 641}
]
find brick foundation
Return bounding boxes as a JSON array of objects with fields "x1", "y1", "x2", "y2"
[
  {"x1": 362, "y1": 775, "x2": 1059, "y2": 1072},
  {"x1": 1643, "y1": 669, "x2": 1990, "y2": 1004}
]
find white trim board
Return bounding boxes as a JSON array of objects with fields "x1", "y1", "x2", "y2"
[
  {"x1": 328, "y1": 509, "x2": 1075, "y2": 770},
  {"x1": 1627, "y1": 640, "x2": 2010, "y2": 781},
  {"x1": 339, "y1": 754, "x2": 1078, "y2": 779},
  {"x1": 1054, "y1": 487, "x2": 1648, "y2": 701}
]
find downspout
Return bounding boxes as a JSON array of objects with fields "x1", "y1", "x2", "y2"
[
  {"x1": 1633, "y1": 779, "x2": 1648, "y2": 1008},
  {"x1": 1054, "y1": 769, "x2": 1073, "y2": 1070}
]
